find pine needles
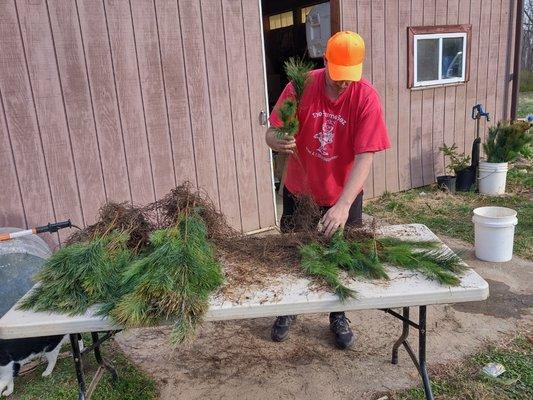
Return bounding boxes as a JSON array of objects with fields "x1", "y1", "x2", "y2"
[
  {"x1": 299, "y1": 231, "x2": 467, "y2": 302},
  {"x1": 21, "y1": 184, "x2": 469, "y2": 344},
  {"x1": 112, "y1": 213, "x2": 223, "y2": 344},
  {"x1": 20, "y1": 232, "x2": 132, "y2": 316},
  {"x1": 273, "y1": 57, "x2": 313, "y2": 139}
]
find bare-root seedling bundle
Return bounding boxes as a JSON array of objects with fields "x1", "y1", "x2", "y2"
[{"x1": 21, "y1": 183, "x2": 466, "y2": 344}]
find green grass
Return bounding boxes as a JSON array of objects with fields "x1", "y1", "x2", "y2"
[
  {"x1": 394, "y1": 336, "x2": 533, "y2": 400},
  {"x1": 517, "y1": 91, "x2": 533, "y2": 118},
  {"x1": 364, "y1": 166, "x2": 533, "y2": 260},
  {"x1": 10, "y1": 341, "x2": 157, "y2": 400}
]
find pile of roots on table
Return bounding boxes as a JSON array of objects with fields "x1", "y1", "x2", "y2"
[{"x1": 20, "y1": 183, "x2": 466, "y2": 344}]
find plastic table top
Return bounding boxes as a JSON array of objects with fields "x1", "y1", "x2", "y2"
[{"x1": 0, "y1": 224, "x2": 489, "y2": 339}]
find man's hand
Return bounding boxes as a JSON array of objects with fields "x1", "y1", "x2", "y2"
[
  {"x1": 319, "y1": 201, "x2": 350, "y2": 238},
  {"x1": 265, "y1": 128, "x2": 297, "y2": 154}
]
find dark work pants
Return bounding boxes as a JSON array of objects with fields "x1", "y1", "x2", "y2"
[
  {"x1": 279, "y1": 187, "x2": 363, "y2": 233},
  {"x1": 277, "y1": 187, "x2": 363, "y2": 320}
]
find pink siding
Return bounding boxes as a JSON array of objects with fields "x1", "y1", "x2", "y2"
[
  {"x1": 0, "y1": 0, "x2": 275, "y2": 243},
  {"x1": 341, "y1": 0, "x2": 517, "y2": 193},
  {"x1": 0, "y1": 0, "x2": 518, "y2": 244}
]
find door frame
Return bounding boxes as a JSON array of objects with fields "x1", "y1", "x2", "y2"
[{"x1": 257, "y1": 0, "x2": 342, "y2": 227}]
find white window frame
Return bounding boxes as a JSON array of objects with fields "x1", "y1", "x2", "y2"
[{"x1": 413, "y1": 32, "x2": 467, "y2": 87}]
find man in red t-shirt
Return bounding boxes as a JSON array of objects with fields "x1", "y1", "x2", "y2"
[{"x1": 266, "y1": 31, "x2": 391, "y2": 349}]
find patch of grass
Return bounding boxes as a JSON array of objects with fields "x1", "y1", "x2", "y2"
[
  {"x1": 519, "y1": 70, "x2": 533, "y2": 93},
  {"x1": 394, "y1": 336, "x2": 533, "y2": 400},
  {"x1": 364, "y1": 166, "x2": 532, "y2": 260},
  {"x1": 517, "y1": 91, "x2": 533, "y2": 118},
  {"x1": 10, "y1": 341, "x2": 157, "y2": 400}
]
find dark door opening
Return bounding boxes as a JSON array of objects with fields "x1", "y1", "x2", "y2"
[{"x1": 261, "y1": 0, "x2": 339, "y2": 197}]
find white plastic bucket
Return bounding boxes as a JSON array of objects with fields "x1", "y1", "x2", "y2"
[
  {"x1": 478, "y1": 161, "x2": 508, "y2": 195},
  {"x1": 472, "y1": 206, "x2": 517, "y2": 262}
]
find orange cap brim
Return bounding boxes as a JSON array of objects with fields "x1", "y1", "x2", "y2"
[{"x1": 327, "y1": 62, "x2": 363, "y2": 82}]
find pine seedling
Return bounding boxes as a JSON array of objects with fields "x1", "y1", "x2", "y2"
[
  {"x1": 20, "y1": 232, "x2": 132, "y2": 316},
  {"x1": 284, "y1": 57, "x2": 314, "y2": 102},
  {"x1": 111, "y1": 212, "x2": 224, "y2": 344},
  {"x1": 300, "y1": 242, "x2": 357, "y2": 301},
  {"x1": 377, "y1": 238, "x2": 466, "y2": 285},
  {"x1": 273, "y1": 57, "x2": 313, "y2": 140}
]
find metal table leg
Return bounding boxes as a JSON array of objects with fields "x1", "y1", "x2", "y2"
[
  {"x1": 69, "y1": 331, "x2": 119, "y2": 400},
  {"x1": 69, "y1": 334, "x2": 86, "y2": 400},
  {"x1": 383, "y1": 306, "x2": 435, "y2": 400}
]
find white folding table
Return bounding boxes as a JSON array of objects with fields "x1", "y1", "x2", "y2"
[{"x1": 0, "y1": 224, "x2": 489, "y2": 400}]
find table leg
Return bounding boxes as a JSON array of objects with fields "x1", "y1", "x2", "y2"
[
  {"x1": 418, "y1": 306, "x2": 434, "y2": 400},
  {"x1": 384, "y1": 306, "x2": 434, "y2": 400},
  {"x1": 69, "y1": 334, "x2": 86, "y2": 400},
  {"x1": 90, "y1": 332, "x2": 118, "y2": 382},
  {"x1": 392, "y1": 307, "x2": 409, "y2": 364}
]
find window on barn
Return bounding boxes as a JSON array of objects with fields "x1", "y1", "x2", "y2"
[
  {"x1": 408, "y1": 25, "x2": 471, "y2": 88},
  {"x1": 268, "y1": 11, "x2": 294, "y2": 30}
]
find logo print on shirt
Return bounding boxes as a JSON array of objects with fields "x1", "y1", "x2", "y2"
[{"x1": 314, "y1": 120, "x2": 335, "y2": 156}]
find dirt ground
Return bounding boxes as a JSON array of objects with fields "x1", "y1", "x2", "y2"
[{"x1": 116, "y1": 234, "x2": 532, "y2": 400}]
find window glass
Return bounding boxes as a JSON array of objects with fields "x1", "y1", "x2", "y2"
[
  {"x1": 301, "y1": 6, "x2": 314, "y2": 22},
  {"x1": 442, "y1": 37, "x2": 464, "y2": 79},
  {"x1": 417, "y1": 39, "x2": 439, "y2": 81},
  {"x1": 269, "y1": 11, "x2": 294, "y2": 30}
]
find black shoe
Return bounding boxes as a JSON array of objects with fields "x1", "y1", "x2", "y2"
[
  {"x1": 329, "y1": 312, "x2": 355, "y2": 349},
  {"x1": 271, "y1": 315, "x2": 296, "y2": 342}
]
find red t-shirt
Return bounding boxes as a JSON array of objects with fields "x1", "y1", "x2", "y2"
[{"x1": 269, "y1": 68, "x2": 390, "y2": 206}]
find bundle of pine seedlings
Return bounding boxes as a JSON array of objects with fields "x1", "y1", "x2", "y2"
[
  {"x1": 20, "y1": 231, "x2": 132, "y2": 316},
  {"x1": 273, "y1": 57, "x2": 314, "y2": 139},
  {"x1": 300, "y1": 230, "x2": 466, "y2": 301},
  {"x1": 111, "y1": 211, "x2": 224, "y2": 344}
]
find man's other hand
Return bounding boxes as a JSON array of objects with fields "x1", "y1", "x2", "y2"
[
  {"x1": 319, "y1": 202, "x2": 350, "y2": 238},
  {"x1": 265, "y1": 129, "x2": 297, "y2": 154}
]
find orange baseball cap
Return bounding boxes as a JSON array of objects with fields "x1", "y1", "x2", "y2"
[{"x1": 325, "y1": 31, "x2": 365, "y2": 81}]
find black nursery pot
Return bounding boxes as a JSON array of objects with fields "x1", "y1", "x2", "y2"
[
  {"x1": 436, "y1": 175, "x2": 456, "y2": 194},
  {"x1": 456, "y1": 168, "x2": 476, "y2": 192}
]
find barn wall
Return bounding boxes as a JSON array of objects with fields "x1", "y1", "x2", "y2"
[
  {"x1": 0, "y1": 0, "x2": 276, "y2": 239},
  {"x1": 340, "y1": 0, "x2": 517, "y2": 197}
]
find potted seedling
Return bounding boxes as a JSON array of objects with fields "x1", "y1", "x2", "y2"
[
  {"x1": 438, "y1": 144, "x2": 471, "y2": 193},
  {"x1": 479, "y1": 121, "x2": 533, "y2": 195}
]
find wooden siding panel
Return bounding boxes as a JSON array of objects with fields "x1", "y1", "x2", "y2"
[
  {"x1": 409, "y1": 0, "x2": 424, "y2": 188},
  {"x1": 16, "y1": 0, "x2": 83, "y2": 239},
  {"x1": 495, "y1": 0, "x2": 511, "y2": 123},
  {"x1": 485, "y1": 0, "x2": 502, "y2": 129},
  {"x1": 130, "y1": 0, "x2": 176, "y2": 199},
  {"x1": 47, "y1": 0, "x2": 107, "y2": 224},
  {"x1": 199, "y1": 0, "x2": 241, "y2": 230},
  {"x1": 371, "y1": 0, "x2": 387, "y2": 196},
  {"x1": 440, "y1": 0, "x2": 457, "y2": 175},
  {"x1": 341, "y1": 0, "x2": 357, "y2": 30},
  {"x1": 221, "y1": 0, "x2": 260, "y2": 232},
  {"x1": 242, "y1": 0, "x2": 277, "y2": 228},
  {"x1": 421, "y1": 0, "x2": 436, "y2": 185},
  {"x1": 0, "y1": 84, "x2": 25, "y2": 228},
  {"x1": 178, "y1": 0, "x2": 220, "y2": 208},
  {"x1": 453, "y1": 0, "x2": 471, "y2": 155},
  {"x1": 154, "y1": 0, "x2": 197, "y2": 186},
  {"x1": 476, "y1": 0, "x2": 492, "y2": 140},
  {"x1": 0, "y1": 1, "x2": 55, "y2": 232},
  {"x1": 76, "y1": 0, "x2": 131, "y2": 204},
  {"x1": 506, "y1": 1, "x2": 517, "y2": 119},
  {"x1": 464, "y1": 0, "x2": 482, "y2": 160},
  {"x1": 356, "y1": 0, "x2": 374, "y2": 197},
  {"x1": 384, "y1": 0, "x2": 399, "y2": 193},
  {"x1": 397, "y1": 0, "x2": 412, "y2": 190},
  {"x1": 104, "y1": 0, "x2": 155, "y2": 205}
]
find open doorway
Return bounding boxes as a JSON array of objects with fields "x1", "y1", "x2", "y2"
[{"x1": 261, "y1": 0, "x2": 339, "y2": 212}]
